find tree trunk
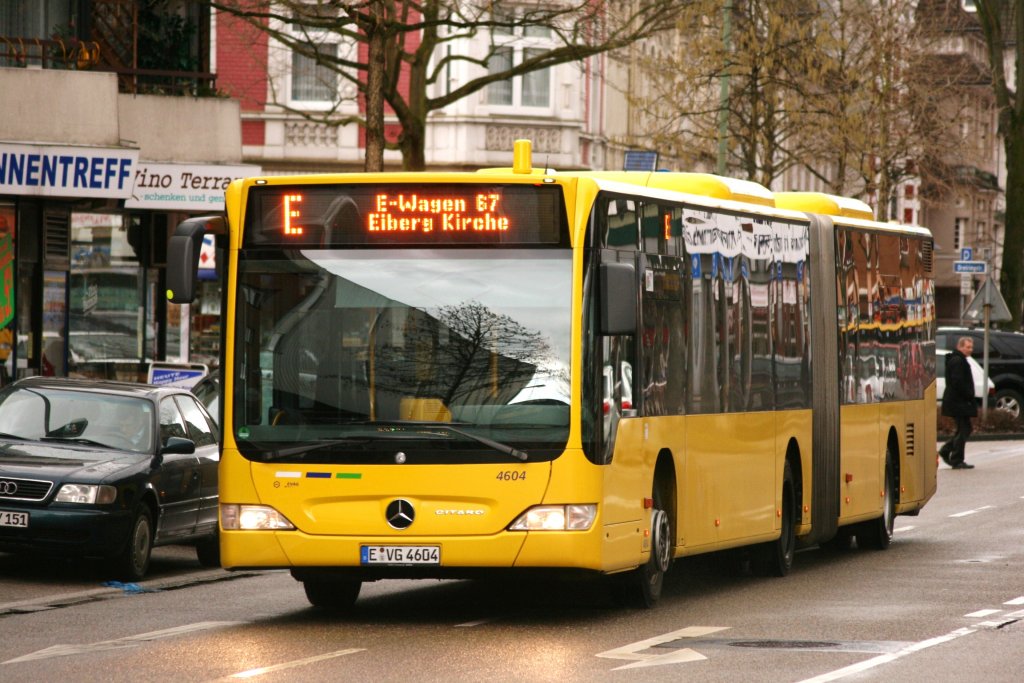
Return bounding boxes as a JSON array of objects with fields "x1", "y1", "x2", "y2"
[
  {"x1": 363, "y1": 6, "x2": 386, "y2": 172},
  {"x1": 1000, "y1": 120, "x2": 1024, "y2": 328}
]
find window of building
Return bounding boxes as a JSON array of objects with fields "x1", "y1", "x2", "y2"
[
  {"x1": 486, "y1": 10, "x2": 554, "y2": 109},
  {"x1": 287, "y1": 4, "x2": 341, "y2": 104},
  {"x1": 903, "y1": 208, "x2": 914, "y2": 224},
  {"x1": 954, "y1": 217, "x2": 967, "y2": 251},
  {"x1": 0, "y1": 0, "x2": 72, "y2": 39}
]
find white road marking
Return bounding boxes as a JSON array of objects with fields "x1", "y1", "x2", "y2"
[
  {"x1": 229, "y1": 649, "x2": 365, "y2": 679},
  {"x1": 3, "y1": 621, "x2": 239, "y2": 664},
  {"x1": 894, "y1": 525, "x2": 915, "y2": 532},
  {"x1": 796, "y1": 627, "x2": 976, "y2": 683},
  {"x1": 596, "y1": 626, "x2": 729, "y2": 670},
  {"x1": 949, "y1": 505, "x2": 995, "y2": 518},
  {"x1": 1004, "y1": 596, "x2": 1024, "y2": 605},
  {"x1": 455, "y1": 618, "x2": 495, "y2": 627},
  {"x1": 965, "y1": 609, "x2": 1001, "y2": 618}
]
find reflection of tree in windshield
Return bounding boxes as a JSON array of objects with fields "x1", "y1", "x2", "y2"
[
  {"x1": 236, "y1": 252, "x2": 572, "y2": 435},
  {"x1": 373, "y1": 300, "x2": 558, "y2": 410}
]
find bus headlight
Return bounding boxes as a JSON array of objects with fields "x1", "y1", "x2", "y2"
[
  {"x1": 509, "y1": 504, "x2": 596, "y2": 531},
  {"x1": 221, "y1": 504, "x2": 296, "y2": 530}
]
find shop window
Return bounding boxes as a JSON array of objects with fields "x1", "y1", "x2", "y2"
[
  {"x1": 0, "y1": 203, "x2": 14, "y2": 385},
  {"x1": 69, "y1": 213, "x2": 148, "y2": 380}
]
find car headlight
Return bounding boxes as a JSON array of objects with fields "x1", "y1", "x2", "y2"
[
  {"x1": 55, "y1": 484, "x2": 117, "y2": 505},
  {"x1": 221, "y1": 504, "x2": 296, "y2": 530},
  {"x1": 509, "y1": 504, "x2": 596, "y2": 531}
]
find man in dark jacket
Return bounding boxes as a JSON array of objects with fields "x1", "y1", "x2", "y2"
[{"x1": 940, "y1": 336, "x2": 977, "y2": 469}]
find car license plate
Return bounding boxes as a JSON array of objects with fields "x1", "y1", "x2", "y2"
[
  {"x1": 0, "y1": 511, "x2": 28, "y2": 528},
  {"x1": 360, "y1": 545, "x2": 440, "y2": 565}
]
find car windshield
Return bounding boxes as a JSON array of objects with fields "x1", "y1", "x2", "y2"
[
  {"x1": 233, "y1": 248, "x2": 572, "y2": 461},
  {"x1": 0, "y1": 385, "x2": 154, "y2": 454}
]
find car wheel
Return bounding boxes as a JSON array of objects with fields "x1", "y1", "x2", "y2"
[
  {"x1": 113, "y1": 507, "x2": 154, "y2": 581},
  {"x1": 195, "y1": 531, "x2": 221, "y2": 568},
  {"x1": 994, "y1": 388, "x2": 1023, "y2": 420},
  {"x1": 303, "y1": 579, "x2": 361, "y2": 611}
]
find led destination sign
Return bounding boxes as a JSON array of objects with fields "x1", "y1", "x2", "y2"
[{"x1": 245, "y1": 183, "x2": 566, "y2": 247}]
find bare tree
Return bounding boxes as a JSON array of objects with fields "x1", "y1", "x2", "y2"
[
  {"x1": 803, "y1": 0, "x2": 969, "y2": 220},
  {"x1": 972, "y1": 0, "x2": 1024, "y2": 327},
  {"x1": 621, "y1": 0, "x2": 967, "y2": 220},
  {"x1": 210, "y1": 0, "x2": 693, "y2": 171},
  {"x1": 621, "y1": 0, "x2": 821, "y2": 186}
]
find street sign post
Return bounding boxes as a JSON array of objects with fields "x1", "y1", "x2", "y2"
[{"x1": 962, "y1": 279, "x2": 1012, "y2": 421}]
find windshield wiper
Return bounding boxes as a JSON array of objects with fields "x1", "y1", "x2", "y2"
[
  {"x1": 0, "y1": 432, "x2": 31, "y2": 441},
  {"x1": 263, "y1": 436, "x2": 374, "y2": 460},
  {"x1": 40, "y1": 436, "x2": 113, "y2": 448},
  {"x1": 359, "y1": 420, "x2": 528, "y2": 462},
  {"x1": 257, "y1": 422, "x2": 528, "y2": 462}
]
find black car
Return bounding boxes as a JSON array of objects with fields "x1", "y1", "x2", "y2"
[
  {"x1": 0, "y1": 377, "x2": 220, "y2": 580},
  {"x1": 937, "y1": 326, "x2": 1024, "y2": 420}
]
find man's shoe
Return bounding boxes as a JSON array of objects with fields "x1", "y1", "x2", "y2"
[{"x1": 952, "y1": 462, "x2": 975, "y2": 469}]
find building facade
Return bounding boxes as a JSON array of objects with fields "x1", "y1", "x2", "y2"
[
  {"x1": 213, "y1": 5, "x2": 629, "y2": 174},
  {"x1": 0, "y1": 1, "x2": 255, "y2": 385},
  {"x1": 1, "y1": 1, "x2": 1011, "y2": 387}
]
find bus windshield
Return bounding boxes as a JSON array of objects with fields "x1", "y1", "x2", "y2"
[{"x1": 232, "y1": 248, "x2": 572, "y2": 462}]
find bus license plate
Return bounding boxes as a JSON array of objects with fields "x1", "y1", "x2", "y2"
[
  {"x1": 361, "y1": 545, "x2": 440, "y2": 565},
  {"x1": 0, "y1": 511, "x2": 28, "y2": 528}
]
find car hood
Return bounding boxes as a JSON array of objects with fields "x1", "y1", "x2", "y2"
[{"x1": 0, "y1": 440, "x2": 149, "y2": 481}]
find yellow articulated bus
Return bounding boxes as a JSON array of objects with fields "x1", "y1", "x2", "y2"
[{"x1": 168, "y1": 140, "x2": 936, "y2": 609}]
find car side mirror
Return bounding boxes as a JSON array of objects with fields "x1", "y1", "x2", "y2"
[{"x1": 161, "y1": 436, "x2": 196, "y2": 455}]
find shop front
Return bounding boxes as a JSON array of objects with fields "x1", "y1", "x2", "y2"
[{"x1": 0, "y1": 142, "x2": 256, "y2": 386}]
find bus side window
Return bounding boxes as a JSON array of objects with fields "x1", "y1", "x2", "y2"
[{"x1": 602, "y1": 197, "x2": 639, "y2": 250}]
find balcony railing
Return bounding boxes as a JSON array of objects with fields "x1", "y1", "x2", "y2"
[
  {"x1": 0, "y1": 36, "x2": 100, "y2": 70},
  {"x1": 0, "y1": 35, "x2": 216, "y2": 96}
]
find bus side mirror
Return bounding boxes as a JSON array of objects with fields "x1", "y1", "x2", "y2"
[
  {"x1": 167, "y1": 216, "x2": 223, "y2": 304},
  {"x1": 599, "y1": 262, "x2": 637, "y2": 336}
]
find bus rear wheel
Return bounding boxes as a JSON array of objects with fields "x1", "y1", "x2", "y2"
[
  {"x1": 303, "y1": 579, "x2": 362, "y2": 611},
  {"x1": 857, "y1": 450, "x2": 896, "y2": 550},
  {"x1": 613, "y1": 484, "x2": 672, "y2": 608},
  {"x1": 753, "y1": 461, "x2": 795, "y2": 577}
]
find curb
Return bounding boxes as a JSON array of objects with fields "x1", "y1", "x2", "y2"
[{"x1": 937, "y1": 432, "x2": 1024, "y2": 442}]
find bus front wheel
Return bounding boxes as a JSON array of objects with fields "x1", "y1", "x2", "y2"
[
  {"x1": 613, "y1": 484, "x2": 672, "y2": 608},
  {"x1": 303, "y1": 579, "x2": 362, "y2": 611}
]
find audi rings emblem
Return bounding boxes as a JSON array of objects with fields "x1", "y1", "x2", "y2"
[
  {"x1": 386, "y1": 499, "x2": 415, "y2": 530},
  {"x1": 0, "y1": 480, "x2": 17, "y2": 496}
]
